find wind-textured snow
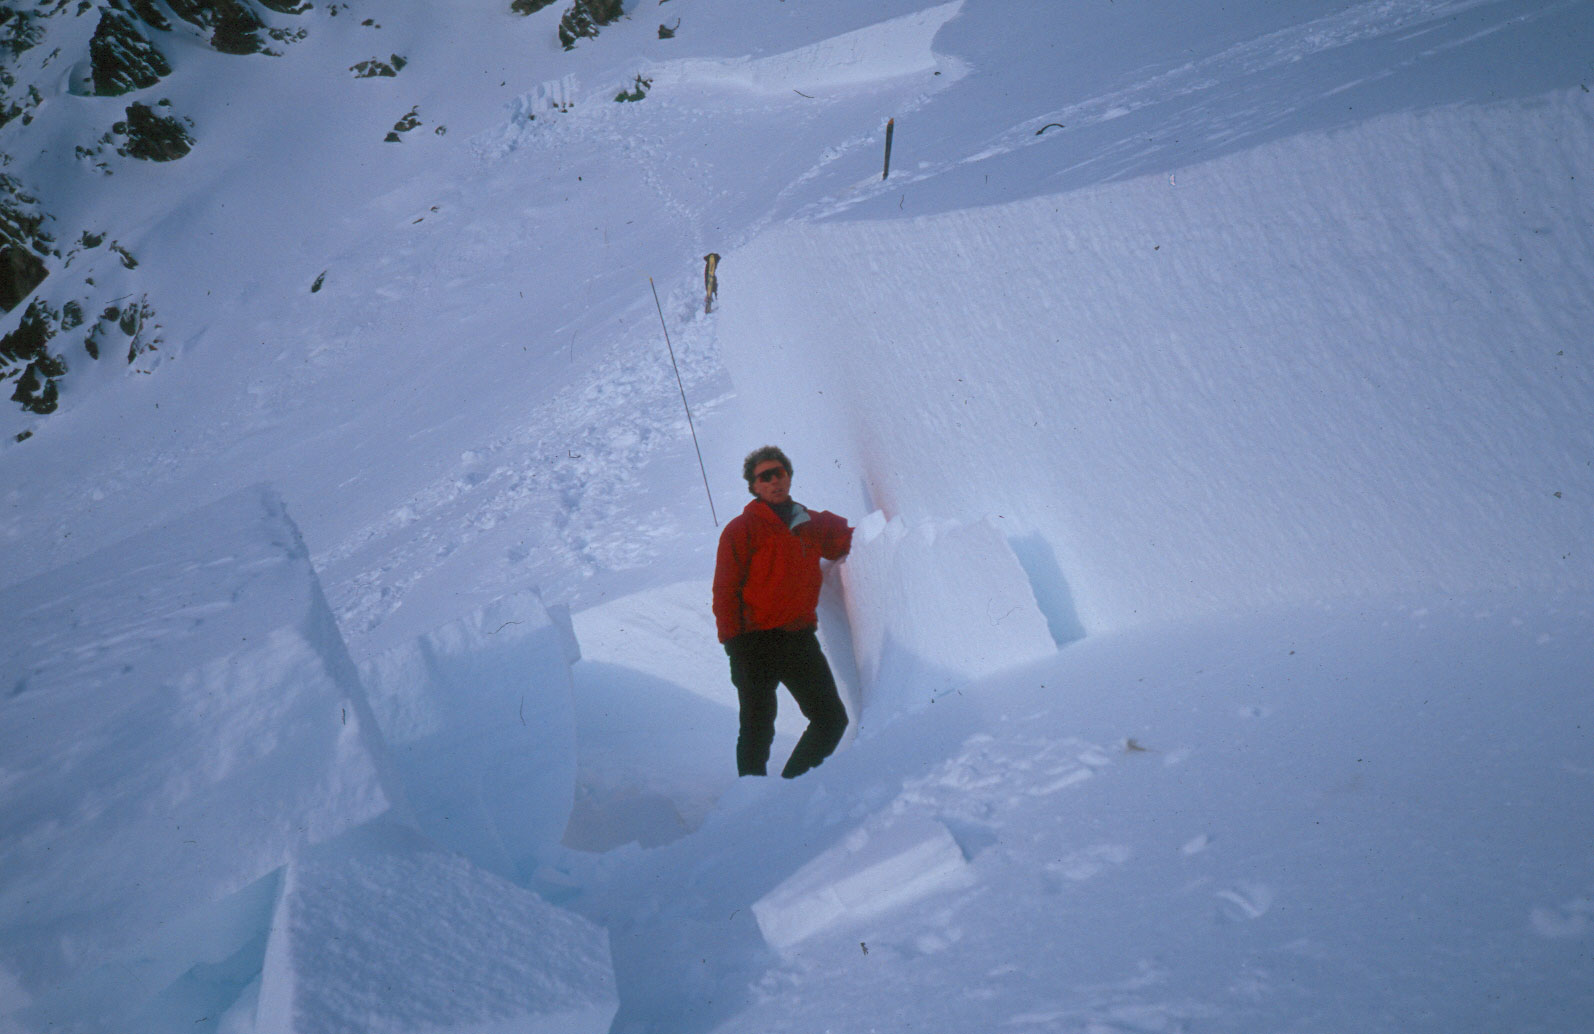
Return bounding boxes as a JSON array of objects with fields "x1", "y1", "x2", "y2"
[{"x1": 1, "y1": 0, "x2": 1592, "y2": 1032}]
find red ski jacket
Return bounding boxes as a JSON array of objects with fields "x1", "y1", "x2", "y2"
[{"x1": 713, "y1": 499, "x2": 853, "y2": 642}]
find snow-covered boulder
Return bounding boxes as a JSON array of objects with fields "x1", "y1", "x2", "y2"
[
  {"x1": 359, "y1": 588, "x2": 581, "y2": 879},
  {"x1": 252, "y1": 820, "x2": 617, "y2": 1034},
  {"x1": 0, "y1": 486, "x2": 397, "y2": 1028},
  {"x1": 751, "y1": 812, "x2": 973, "y2": 954},
  {"x1": 839, "y1": 511, "x2": 1056, "y2": 714}
]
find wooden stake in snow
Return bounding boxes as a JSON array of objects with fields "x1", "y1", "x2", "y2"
[
  {"x1": 650, "y1": 277, "x2": 718, "y2": 526},
  {"x1": 703, "y1": 252, "x2": 720, "y2": 314},
  {"x1": 882, "y1": 117, "x2": 895, "y2": 180}
]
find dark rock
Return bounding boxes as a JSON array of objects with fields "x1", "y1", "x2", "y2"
[
  {"x1": 166, "y1": 0, "x2": 269, "y2": 55},
  {"x1": 1, "y1": 8, "x2": 44, "y2": 57},
  {"x1": 385, "y1": 106, "x2": 422, "y2": 141},
  {"x1": 0, "y1": 244, "x2": 47, "y2": 313},
  {"x1": 558, "y1": 0, "x2": 623, "y2": 50},
  {"x1": 210, "y1": 1, "x2": 268, "y2": 55},
  {"x1": 0, "y1": 299, "x2": 54, "y2": 366},
  {"x1": 89, "y1": 9, "x2": 172, "y2": 96},
  {"x1": 351, "y1": 54, "x2": 406, "y2": 78},
  {"x1": 121, "y1": 0, "x2": 174, "y2": 33},
  {"x1": 85, "y1": 297, "x2": 159, "y2": 364},
  {"x1": 116, "y1": 101, "x2": 194, "y2": 161},
  {"x1": 165, "y1": 0, "x2": 216, "y2": 29},
  {"x1": 615, "y1": 73, "x2": 651, "y2": 102},
  {"x1": 511, "y1": 0, "x2": 559, "y2": 13},
  {"x1": 0, "y1": 176, "x2": 53, "y2": 312},
  {"x1": 1, "y1": 11, "x2": 46, "y2": 128},
  {"x1": 11, "y1": 363, "x2": 59, "y2": 414},
  {"x1": 2, "y1": 299, "x2": 68, "y2": 414},
  {"x1": 119, "y1": 297, "x2": 160, "y2": 363}
]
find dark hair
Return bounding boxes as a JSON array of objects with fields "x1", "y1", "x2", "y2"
[{"x1": 742, "y1": 445, "x2": 792, "y2": 490}]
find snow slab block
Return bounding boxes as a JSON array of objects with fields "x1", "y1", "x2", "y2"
[
  {"x1": 752, "y1": 812, "x2": 974, "y2": 954},
  {"x1": 840, "y1": 511, "x2": 1055, "y2": 714},
  {"x1": 359, "y1": 588, "x2": 579, "y2": 879},
  {"x1": 0, "y1": 485, "x2": 397, "y2": 1024},
  {"x1": 254, "y1": 819, "x2": 616, "y2": 1034}
]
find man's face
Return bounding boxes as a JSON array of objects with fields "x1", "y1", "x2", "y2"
[{"x1": 751, "y1": 460, "x2": 791, "y2": 505}]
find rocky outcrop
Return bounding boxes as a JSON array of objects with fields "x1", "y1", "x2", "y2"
[
  {"x1": 159, "y1": 0, "x2": 309, "y2": 56},
  {"x1": 1, "y1": 300, "x2": 67, "y2": 415},
  {"x1": 1, "y1": 8, "x2": 46, "y2": 128},
  {"x1": 0, "y1": 244, "x2": 46, "y2": 312},
  {"x1": 0, "y1": 0, "x2": 317, "y2": 421},
  {"x1": 119, "y1": 0, "x2": 174, "y2": 32},
  {"x1": 89, "y1": 8, "x2": 172, "y2": 96},
  {"x1": 85, "y1": 295, "x2": 160, "y2": 363},
  {"x1": 385, "y1": 106, "x2": 422, "y2": 142},
  {"x1": 0, "y1": 221, "x2": 167, "y2": 415},
  {"x1": 351, "y1": 54, "x2": 407, "y2": 78},
  {"x1": 558, "y1": 0, "x2": 624, "y2": 50},
  {"x1": 0, "y1": 175, "x2": 53, "y2": 313},
  {"x1": 114, "y1": 101, "x2": 195, "y2": 161},
  {"x1": 0, "y1": 7, "x2": 44, "y2": 56}
]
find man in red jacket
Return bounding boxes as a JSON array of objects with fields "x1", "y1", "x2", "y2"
[{"x1": 713, "y1": 446, "x2": 853, "y2": 778}]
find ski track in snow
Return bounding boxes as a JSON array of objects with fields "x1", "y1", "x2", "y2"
[{"x1": 322, "y1": 292, "x2": 726, "y2": 646}]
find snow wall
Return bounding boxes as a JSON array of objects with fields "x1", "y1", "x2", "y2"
[
  {"x1": 0, "y1": 488, "x2": 611, "y2": 1034},
  {"x1": 838, "y1": 510, "x2": 1056, "y2": 716},
  {"x1": 718, "y1": 88, "x2": 1594, "y2": 638},
  {"x1": 0, "y1": 487, "x2": 398, "y2": 1029},
  {"x1": 358, "y1": 588, "x2": 583, "y2": 880}
]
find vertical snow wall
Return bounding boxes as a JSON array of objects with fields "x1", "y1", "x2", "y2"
[
  {"x1": 717, "y1": 88, "x2": 1594, "y2": 636},
  {"x1": 0, "y1": 487, "x2": 398, "y2": 1026},
  {"x1": 0, "y1": 487, "x2": 611, "y2": 1034}
]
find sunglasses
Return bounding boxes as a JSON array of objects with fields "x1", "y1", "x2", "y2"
[{"x1": 754, "y1": 466, "x2": 788, "y2": 483}]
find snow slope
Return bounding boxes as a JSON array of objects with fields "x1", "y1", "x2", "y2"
[
  {"x1": 2, "y1": 0, "x2": 1592, "y2": 1031},
  {"x1": 578, "y1": 594, "x2": 1594, "y2": 1034}
]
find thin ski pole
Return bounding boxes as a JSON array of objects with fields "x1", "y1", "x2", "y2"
[{"x1": 650, "y1": 276, "x2": 718, "y2": 526}]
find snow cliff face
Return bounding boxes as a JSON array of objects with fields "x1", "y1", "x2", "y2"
[
  {"x1": 718, "y1": 89, "x2": 1594, "y2": 634},
  {"x1": 0, "y1": 487, "x2": 603, "y2": 1033},
  {"x1": 0, "y1": 487, "x2": 396, "y2": 1019}
]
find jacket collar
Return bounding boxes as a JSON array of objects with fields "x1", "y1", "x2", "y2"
[{"x1": 747, "y1": 498, "x2": 809, "y2": 530}]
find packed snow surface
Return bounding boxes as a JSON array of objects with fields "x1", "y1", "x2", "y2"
[{"x1": 1, "y1": 0, "x2": 1591, "y2": 1032}]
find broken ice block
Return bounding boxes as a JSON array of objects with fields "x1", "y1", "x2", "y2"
[
  {"x1": 0, "y1": 486, "x2": 396, "y2": 1022},
  {"x1": 751, "y1": 813, "x2": 973, "y2": 952},
  {"x1": 256, "y1": 820, "x2": 617, "y2": 1034}
]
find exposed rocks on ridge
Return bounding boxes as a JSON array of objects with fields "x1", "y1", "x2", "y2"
[
  {"x1": 0, "y1": 174, "x2": 52, "y2": 314},
  {"x1": 87, "y1": 8, "x2": 171, "y2": 95}
]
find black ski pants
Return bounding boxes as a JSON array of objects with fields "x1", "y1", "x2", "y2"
[{"x1": 726, "y1": 629, "x2": 848, "y2": 779}]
